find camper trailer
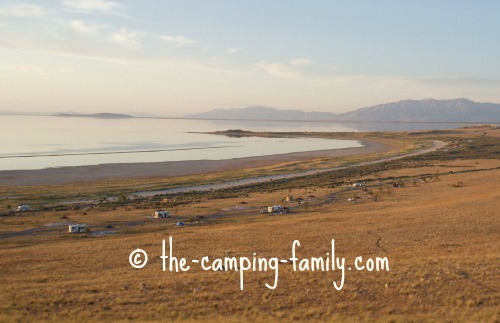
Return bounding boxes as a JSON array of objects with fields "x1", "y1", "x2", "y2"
[
  {"x1": 68, "y1": 224, "x2": 88, "y2": 233},
  {"x1": 154, "y1": 210, "x2": 171, "y2": 218}
]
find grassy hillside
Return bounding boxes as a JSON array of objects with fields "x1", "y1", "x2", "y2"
[{"x1": 0, "y1": 126, "x2": 498, "y2": 322}]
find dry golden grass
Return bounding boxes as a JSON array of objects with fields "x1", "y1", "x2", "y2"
[
  {"x1": 0, "y1": 161, "x2": 498, "y2": 322},
  {"x1": 366, "y1": 158, "x2": 499, "y2": 182}
]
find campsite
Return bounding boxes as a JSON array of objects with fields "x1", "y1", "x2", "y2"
[
  {"x1": 0, "y1": 126, "x2": 498, "y2": 321},
  {"x1": 2, "y1": 2, "x2": 499, "y2": 320}
]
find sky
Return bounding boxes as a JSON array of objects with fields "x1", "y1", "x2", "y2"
[{"x1": 0, "y1": 0, "x2": 499, "y2": 116}]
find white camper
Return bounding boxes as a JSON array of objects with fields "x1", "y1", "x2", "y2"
[
  {"x1": 154, "y1": 210, "x2": 171, "y2": 218},
  {"x1": 68, "y1": 224, "x2": 88, "y2": 233},
  {"x1": 17, "y1": 205, "x2": 30, "y2": 212}
]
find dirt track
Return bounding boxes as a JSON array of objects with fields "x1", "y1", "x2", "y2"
[{"x1": 133, "y1": 141, "x2": 446, "y2": 196}]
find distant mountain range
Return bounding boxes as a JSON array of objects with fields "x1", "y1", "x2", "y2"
[
  {"x1": 188, "y1": 106, "x2": 336, "y2": 121},
  {"x1": 2, "y1": 98, "x2": 499, "y2": 123},
  {"x1": 187, "y1": 99, "x2": 500, "y2": 123}
]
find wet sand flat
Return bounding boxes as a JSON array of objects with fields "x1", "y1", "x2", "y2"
[{"x1": 0, "y1": 139, "x2": 390, "y2": 186}]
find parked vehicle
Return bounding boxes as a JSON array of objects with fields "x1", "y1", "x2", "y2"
[
  {"x1": 68, "y1": 224, "x2": 88, "y2": 233},
  {"x1": 261, "y1": 205, "x2": 289, "y2": 214},
  {"x1": 154, "y1": 210, "x2": 171, "y2": 218}
]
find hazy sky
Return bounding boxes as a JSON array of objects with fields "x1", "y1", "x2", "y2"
[{"x1": 1, "y1": 1, "x2": 499, "y2": 116}]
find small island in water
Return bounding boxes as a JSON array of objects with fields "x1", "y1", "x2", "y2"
[{"x1": 54, "y1": 113, "x2": 133, "y2": 119}]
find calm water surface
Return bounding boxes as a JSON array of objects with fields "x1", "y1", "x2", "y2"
[{"x1": 0, "y1": 115, "x2": 465, "y2": 171}]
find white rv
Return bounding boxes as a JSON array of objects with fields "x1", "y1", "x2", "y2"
[
  {"x1": 68, "y1": 224, "x2": 88, "y2": 233},
  {"x1": 154, "y1": 210, "x2": 171, "y2": 218}
]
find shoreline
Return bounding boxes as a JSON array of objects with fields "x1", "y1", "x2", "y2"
[{"x1": 0, "y1": 139, "x2": 391, "y2": 186}]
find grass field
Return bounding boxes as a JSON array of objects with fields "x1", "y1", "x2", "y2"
[{"x1": 0, "y1": 127, "x2": 498, "y2": 322}]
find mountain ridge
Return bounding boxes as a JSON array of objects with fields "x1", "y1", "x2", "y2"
[
  {"x1": 188, "y1": 106, "x2": 338, "y2": 121},
  {"x1": 186, "y1": 99, "x2": 500, "y2": 123}
]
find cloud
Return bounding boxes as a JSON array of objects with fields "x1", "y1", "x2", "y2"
[
  {"x1": 254, "y1": 58, "x2": 317, "y2": 79},
  {"x1": 70, "y1": 20, "x2": 105, "y2": 36},
  {"x1": 62, "y1": 0, "x2": 122, "y2": 13},
  {"x1": 0, "y1": 8, "x2": 250, "y2": 76},
  {"x1": 228, "y1": 48, "x2": 244, "y2": 54},
  {"x1": 111, "y1": 27, "x2": 141, "y2": 50},
  {"x1": 255, "y1": 61, "x2": 300, "y2": 79},
  {"x1": 289, "y1": 58, "x2": 313, "y2": 66},
  {"x1": 0, "y1": 4, "x2": 50, "y2": 17},
  {"x1": 157, "y1": 35, "x2": 197, "y2": 46},
  {"x1": 68, "y1": 21, "x2": 141, "y2": 51}
]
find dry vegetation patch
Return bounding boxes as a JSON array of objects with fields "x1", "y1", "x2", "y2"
[
  {"x1": 0, "y1": 165, "x2": 498, "y2": 322},
  {"x1": 0, "y1": 127, "x2": 498, "y2": 321}
]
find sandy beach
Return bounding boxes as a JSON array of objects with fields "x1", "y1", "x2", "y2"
[{"x1": 0, "y1": 139, "x2": 391, "y2": 186}]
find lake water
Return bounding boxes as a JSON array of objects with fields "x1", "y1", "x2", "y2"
[{"x1": 0, "y1": 115, "x2": 465, "y2": 171}]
